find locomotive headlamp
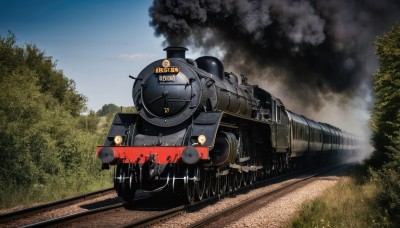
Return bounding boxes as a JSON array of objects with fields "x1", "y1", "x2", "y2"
[
  {"x1": 114, "y1": 135, "x2": 123, "y2": 146},
  {"x1": 198, "y1": 134, "x2": 206, "y2": 145}
]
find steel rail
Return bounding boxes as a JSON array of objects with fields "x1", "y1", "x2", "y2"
[
  {"x1": 188, "y1": 164, "x2": 344, "y2": 228},
  {"x1": 0, "y1": 187, "x2": 114, "y2": 223},
  {"x1": 122, "y1": 163, "x2": 344, "y2": 228},
  {"x1": 123, "y1": 195, "x2": 220, "y2": 228},
  {"x1": 21, "y1": 203, "x2": 124, "y2": 228},
  {"x1": 18, "y1": 192, "x2": 155, "y2": 227},
  {"x1": 13, "y1": 163, "x2": 345, "y2": 227}
]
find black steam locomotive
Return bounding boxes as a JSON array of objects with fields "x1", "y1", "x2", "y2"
[{"x1": 97, "y1": 47, "x2": 359, "y2": 203}]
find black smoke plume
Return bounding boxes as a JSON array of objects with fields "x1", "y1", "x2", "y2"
[{"x1": 149, "y1": 0, "x2": 400, "y2": 113}]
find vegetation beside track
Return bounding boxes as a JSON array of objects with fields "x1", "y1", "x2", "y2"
[
  {"x1": 289, "y1": 165, "x2": 389, "y2": 227},
  {"x1": 0, "y1": 33, "x2": 119, "y2": 210},
  {"x1": 289, "y1": 24, "x2": 400, "y2": 227}
]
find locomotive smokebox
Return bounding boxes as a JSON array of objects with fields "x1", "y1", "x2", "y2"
[{"x1": 164, "y1": 46, "x2": 188, "y2": 59}]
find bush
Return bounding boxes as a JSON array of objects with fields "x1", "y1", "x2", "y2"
[
  {"x1": 0, "y1": 33, "x2": 112, "y2": 209},
  {"x1": 373, "y1": 156, "x2": 400, "y2": 225}
]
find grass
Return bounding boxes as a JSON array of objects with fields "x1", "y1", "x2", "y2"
[
  {"x1": 288, "y1": 165, "x2": 390, "y2": 228},
  {"x1": 0, "y1": 171, "x2": 113, "y2": 211}
]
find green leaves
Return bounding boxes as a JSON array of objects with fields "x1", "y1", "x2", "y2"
[
  {"x1": 370, "y1": 25, "x2": 400, "y2": 165},
  {"x1": 0, "y1": 33, "x2": 111, "y2": 209},
  {"x1": 96, "y1": 103, "x2": 120, "y2": 116},
  {"x1": 370, "y1": 24, "x2": 400, "y2": 225},
  {"x1": 0, "y1": 33, "x2": 87, "y2": 116}
]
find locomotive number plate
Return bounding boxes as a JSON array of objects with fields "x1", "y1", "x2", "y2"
[
  {"x1": 158, "y1": 75, "x2": 176, "y2": 82},
  {"x1": 154, "y1": 66, "x2": 179, "y2": 74}
]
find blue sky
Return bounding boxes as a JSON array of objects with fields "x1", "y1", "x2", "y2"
[
  {"x1": 0, "y1": 0, "x2": 374, "y2": 138},
  {"x1": 0, "y1": 0, "x2": 172, "y2": 111}
]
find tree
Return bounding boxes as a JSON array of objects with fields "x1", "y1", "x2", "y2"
[
  {"x1": 0, "y1": 32, "x2": 87, "y2": 116},
  {"x1": 78, "y1": 111, "x2": 99, "y2": 132},
  {"x1": 370, "y1": 24, "x2": 400, "y2": 225},
  {"x1": 370, "y1": 25, "x2": 400, "y2": 167},
  {"x1": 0, "y1": 33, "x2": 110, "y2": 209},
  {"x1": 96, "y1": 103, "x2": 120, "y2": 116}
]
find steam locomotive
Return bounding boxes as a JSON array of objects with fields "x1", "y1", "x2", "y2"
[{"x1": 96, "y1": 47, "x2": 359, "y2": 203}]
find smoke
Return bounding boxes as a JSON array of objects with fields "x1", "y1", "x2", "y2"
[{"x1": 149, "y1": 0, "x2": 400, "y2": 144}]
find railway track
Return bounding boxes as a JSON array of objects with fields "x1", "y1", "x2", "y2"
[
  {"x1": 189, "y1": 164, "x2": 344, "y2": 227},
  {"x1": 21, "y1": 203, "x2": 125, "y2": 227},
  {"x1": 19, "y1": 191, "x2": 181, "y2": 227},
  {"x1": 2, "y1": 163, "x2": 346, "y2": 227},
  {"x1": 0, "y1": 187, "x2": 117, "y2": 226},
  {"x1": 123, "y1": 164, "x2": 345, "y2": 228}
]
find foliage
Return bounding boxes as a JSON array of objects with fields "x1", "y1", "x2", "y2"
[
  {"x1": 123, "y1": 106, "x2": 137, "y2": 113},
  {"x1": 78, "y1": 111, "x2": 100, "y2": 133},
  {"x1": 96, "y1": 103, "x2": 120, "y2": 116},
  {"x1": 373, "y1": 163, "x2": 400, "y2": 225},
  {"x1": 369, "y1": 25, "x2": 400, "y2": 167},
  {"x1": 96, "y1": 103, "x2": 137, "y2": 116},
  {"x1": 0, "y1": 33, "x2": 86, "y2": 117},
  {"x1": 368, "y1": 24, "x2": 400, "y2": 225},
  {"x1": 0, "y1": 33, "x2": 111, "y2": 209}
]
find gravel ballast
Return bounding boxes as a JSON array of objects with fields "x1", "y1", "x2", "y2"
[{"x1": 152, "y1": 167, "x2": 346, "y2": 228}]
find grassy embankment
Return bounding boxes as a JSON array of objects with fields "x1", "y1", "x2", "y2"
[{"x1": 288, "y1": 164, "x2": 389, "y2": 227}]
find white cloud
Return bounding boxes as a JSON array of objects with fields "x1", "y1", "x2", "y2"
[{"x1": 118, "y1": 52, "x2": 156, "y2": 61}]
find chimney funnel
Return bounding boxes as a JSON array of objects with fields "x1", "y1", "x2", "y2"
[{"x1": 164, "y1": 47, "x2": 188, "y2": 59}]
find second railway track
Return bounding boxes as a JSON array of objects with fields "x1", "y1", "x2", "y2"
[{"x1": 0, "y1": 187, "x2": 118, "y2": 227}]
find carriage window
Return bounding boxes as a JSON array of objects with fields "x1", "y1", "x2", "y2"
[
  {"x1": 277, "y1": 106, "x2": 281, "y2": 122},
  {"x1": 272, "y1": 100, "x2": 276, "y2": 121},
  {"x1": 311, "y1": 129, "x2": 314, "y2": 141},
  {"x1": 300, "y1": 127, "x2": 303, "y2": 139}
]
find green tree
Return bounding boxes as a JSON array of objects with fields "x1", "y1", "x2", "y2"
[
  {"x1": 0, "y1": 33, "x2": 111, "y2": 209},
  {"x1": 96, "y1": 103, "x2": 120, "y2": 116},
  {"x1": 78, "y1": 110, "x2": 100, "y2": 132},
  {"x1": 0, "y1": 32, "x2": 86, "y2": 116},
  {"x1": 370, "y1": 25, "x2": 400, "y2": 166},
  {"x1": 370, "y1": 25, "x2": 400, "y2": 225},
  {"x1": 123, "y1": 106, "x2": 137, "y2": 113}
]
